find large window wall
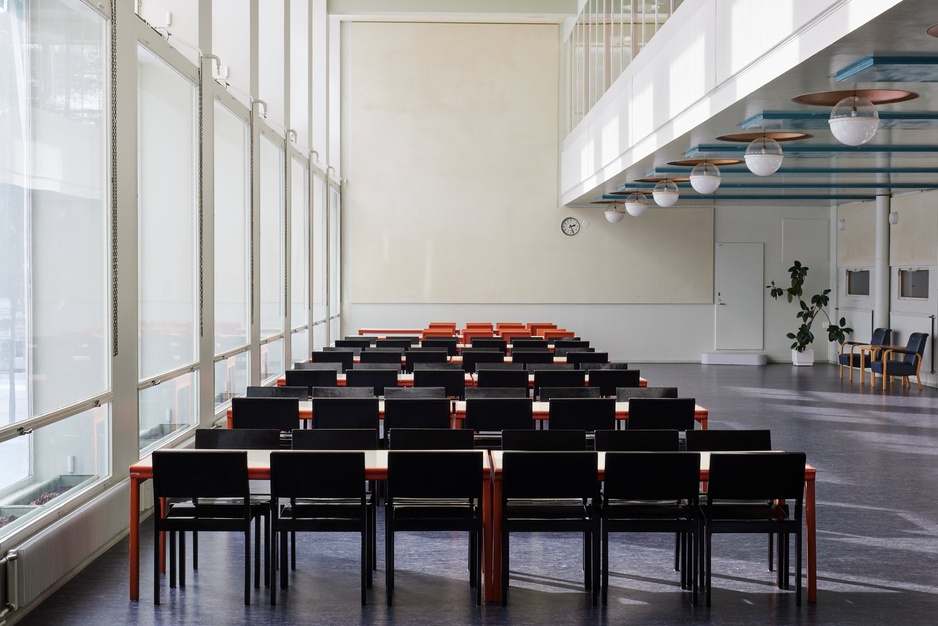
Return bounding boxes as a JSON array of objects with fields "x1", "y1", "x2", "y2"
[
  {"x1": 0, "y1": 0, "x2": 109, "y2": 535},
  {"x1": 0, "y1": 0, "x2": 340, "y2": 559}
]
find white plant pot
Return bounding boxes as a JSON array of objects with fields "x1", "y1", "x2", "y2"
[{"x1": 792, "y1": 348, "x2": 814, "y2": 366}]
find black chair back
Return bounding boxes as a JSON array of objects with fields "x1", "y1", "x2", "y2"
[
  {"x1": 477, "y1": 368, "x2": 529, "y2": 389},
  {"x1": 383, "y1": 398, "x2": 452, "y2": 430},
  {"x1": 502, "y1": 429, "x2": 586, "y2": 451},
  {"x1": 388, "y1": 428, "x2": 475, "y2": 450},
  {"x1": 335, "y1": 338, "x2": 372, "y2": 349},
  {"x1": 420, "y1": 337, "x2": 459, "y2": 356},
  {"x1": 375, "y1": 337, "x2": 417, "y2": 349},
  {"x1": 464, "y1": 387, "x2": 528, "y2": 399},
  {"x1": 387, "y1": 451, "x2": 483, "y2": 499},
  {"x1": 195, "y1": 428, "x2": 280, "y2": 450},
  {"x1": 359, "y1": 349, "x2": 403, "y2": 370},
  {"x1": 413, "y1": 368, "x2": 466, "y2": 399},
  {"x1": 464, "y1": 398, "x2": 533, "y2": 432},
  {"x1": 616, "y1": 386, "x2": 678, "y2": 401},
  {"x1": 502, "y1": 451, "x2": 598, "y2": 499},
  {"x1": 404, "y1": 349, "x2": 448, "y2": 373},
  {"x1": 470, "y1": 337, "x2": 508, "y2": 353},
  {"x1": 567, "y1": 351, "x2": 608, "y2": 369},
  {"x1": 553, "y1": 340, "x2": 590, "y2": 353},
  {"x1": 510, "y1": 349, "x2": 554, "y2": 365},
  {"x1": 246, "y1": 385, "x2": 308, "y2": 399},
  {"x1": 153, "y1": 449, "x2": 249, "y2": 501},
  {"x1": 539, "y1": 386, "x2": 601, "y2": 401},
  {"x1": 384, "y1": 386, "x2": 447, "y2": 398},
  {"x1": 533, "y1": 369, "x2": 586, "y2": 399},
  {"x1": 706, "y1": 452, "x2": 806, "y2": 502},
  {"x1": 291, "y1": 428, "x2": 379, "y2": 450},
  {"x1": 548, "y1": 397, "x2": 616, "y2": 431},
  {"x1": 271, "y1": 451, "x2": 365, "y2": 499},
  {"x1": 284, "y1": 368, "x2": 337, "y2": 394},
  {"x1": 461, "y1": 348, "x2": 506, "y2": 372},
  {"x1": 626, "y1": 398, "x2": 696, "y2": 431},
  {"x1": 588, "y1": 369, "x2": 640, "y2": 396},
  {"x1": 511, "y1": 338, "x2": 548, "y2": 350},
  {"x1": 345, "y1": 368, "x2": 399, "y2": 396},
  {"x1": 311, "y1": 397, "x2": 380, "y2": 430},
  {"x1": 309, "y1": 386, "x2": 375, "y2": 398},
  {"x1": 311, "y1": 350, "x2": 354, "y2": 373},
  {"x1": 685, "y1": 429, "x2": 771, "y2": 451},
  {"x1": 231, "y1": 397, "x2": 301, "y2": 432},
  {"x1": 594, "y1": 429, "x2": 679, "y2": 451},
  {"x1": 603, "y1": 451, "x2": 700, "y2": 501}
]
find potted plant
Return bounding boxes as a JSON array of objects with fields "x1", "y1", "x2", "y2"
[{"x1": 766, "y1": 260, "x2": 852, "y2": 365}]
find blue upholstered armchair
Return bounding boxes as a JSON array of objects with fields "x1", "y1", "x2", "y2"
[
  {"x1": 837, "y1": 327, "x2": 891, "y2": 383},
  {"x1": 869, "y1": 332, "x2": 929, "y2": 391}
]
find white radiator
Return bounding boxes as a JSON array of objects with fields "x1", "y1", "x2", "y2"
[{"x1": 4, "y1": 484, "x2": 128, "y2": 623}]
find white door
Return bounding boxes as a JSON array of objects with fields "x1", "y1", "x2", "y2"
[{"x1": 714, "y1": 242, "x2": 764, "y2": 350}]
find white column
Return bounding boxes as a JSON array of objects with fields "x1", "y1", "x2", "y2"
[{"x1": 873, "y1": 193, "x2": 890, "y2": 329}]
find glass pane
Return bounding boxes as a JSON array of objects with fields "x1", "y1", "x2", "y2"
[
  {"x1": 139, "y1": 371, "x2": 198, "y2": 454},
  {"x1": 328, "y1": 186, "x2": 340, "y2": 339},
  {"x1": 290, "y1": 330, "x2": 308, "y2": 368},
  {"x1": 313, "y1": 323, "x2": 327, "y2": 351},
  {"x1": 138, "y1": 46, "x2": 197, "y2": 379},
  {"x1": 846, "y1": 270, "x2": 870, "y2": 296},
  {"x1": 214, "y1": 101, "x2": 250, "y2": 354},
  {"x1": 0, "y1": 406, "x2": 108, "y2": 534},
  {"x1": 260, "y1": 134, "x2": 284, "y2": 340},
  {"x1": 261, "y1": 338, "x2": 283, "y2": 383},
  {"x1": 214, "y1": 350, "x2": 249, "y2": 408},
  {"x1": 290, "y1": 157, "x2": 309, "y2": 330},
  {"x1": 900, "y1": 269, "x2": 929, "y2": 299},
  {"x1": 1, "y1": 0, "x2": 109, "y2": 422},
  {"x1": 312, "y1": 174, "x2": 327, "y2": 324}
]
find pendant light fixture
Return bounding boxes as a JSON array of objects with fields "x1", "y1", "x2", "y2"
[
  {"x1": 652, "y1": 179, "x2": 680, "y2": 207},
  {"x1": 745, "y1": 134, "x2": 784, "y2": 176},
  {"x1": 690, "y1": 161, "x2": 721, "y2": 194},
  {"x1": 829, "y1": 93, "x2": 879, "y2": 146},
  {"x1": 624, "y1": 192, "x2": 648, "y2": 216},
  {"x1": 604, "y1": 203, "x2": 626, "y2": 223}
]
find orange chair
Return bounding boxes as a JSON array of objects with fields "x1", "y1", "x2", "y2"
[
  {"x1": 500, "y1": 329, "x2": 532, "y2": 343},
  {"x1": 543, "y1": 329, "x2": 575, "y2": 340},
  {"x1": 464, "y1": 322, "x2": 494, "y2": 332},
  {"x1": 527, "y1": 323, "x2": 557, "y2": 337},
  {"x1": 462, "y1": 328, "x2": 495, "y2": 344},
  {"x1": 428, "y1": 322, "x2": 458, "y2": 333},
  {"x1": 422, "y1": 328, "x2": 458, "y2": 340}
]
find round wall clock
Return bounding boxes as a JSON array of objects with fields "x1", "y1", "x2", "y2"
[{"x1": 561, "y1": 217, "x2": 580, "y2": 236}]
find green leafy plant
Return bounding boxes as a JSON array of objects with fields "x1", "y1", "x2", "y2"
[{"x1": 766, "y1": 260, "x2": 853, "y2": 352}]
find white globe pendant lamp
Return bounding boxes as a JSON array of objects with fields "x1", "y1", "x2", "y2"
[
  {"x1": 652, "y1": 179, "x2": 680, "y2": 207},
  {"x1": 745, "y1": 135, "x2": 784, "y2": 176},
  {"x1": 829, "y1": 94, "x2": 879, "y2": 146},
  {"x1": 690, "y1": 161, "x2": 721, "y2": 194},
  {"x1": 624, "y1": 192, "x2": 648, "y2": 216},
  {"x1": 604, "y1": 203, "x2": 626, "y2": 223}
]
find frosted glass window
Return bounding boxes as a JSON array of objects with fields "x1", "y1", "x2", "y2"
[
  {"x1": 260, "y1": 135, "x2": 285, "y2": 341},
  {"x1": 312, "y1": 174, "x2": 327, "y2": 324},
  {"x1": 290, "y1": 157, "x2": 309, "y2": 330},
  {"x1": 0, "y1": 0, "x2": 109, "y2": 422},
  {"x1": 261, "y1": 338, "x2": 284, "y2": 383},
  {"x1": 900, "y1": 269, "x2": 929, "y2": 300},
  {"x1": 213, "y1": 101, "x2": 251, "y2": 354},
  {"x1": 139, "y1": 371, "x2": 198, "y2": 454},
  {"x1": 328, "y1": 186, "x2": 341, "y2": 328},
  {"x1": 137, "y1": 45, "x2": 198, "y2": 379},
  {"x1": 214, "y1": 351, "x2": 249, "y2": 406}
]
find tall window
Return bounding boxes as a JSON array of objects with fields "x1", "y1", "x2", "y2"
[
  {"x1": 213, "y1": 99, "x2": 251, "y2": 407},
  {"x1": 137, "y1": 44, "x2": 198, "y2": 452},
  {"x1": 259, "y1": 132, "x2": 285, "y2": 380},
  {"x1": 0, "y1": 0, "x2": 109, "y2": 534},
  {"x1": 328, "y1": 184, "x2": 341, "y2": 341},
  {"x1": 290, "y1": 156, "x2": 310, "y2": 365},
  {"x1": 312, "y1": 173, "x2": 328, "y2": 349}
]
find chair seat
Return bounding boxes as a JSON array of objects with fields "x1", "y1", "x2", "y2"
[
  {"x1": 505, "y1": 501, "x2": 590, "y2": 520},
  {"x1": 705, "y1": 502, "x2": 794, "y2": 526},
  {"x1": 603, "y1": 501, "x2": 694, "y2": 521}
]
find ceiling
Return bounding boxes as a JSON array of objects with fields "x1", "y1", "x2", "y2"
[{"x1": 587, "y1": 0, "x2": 938, "y2": 210}]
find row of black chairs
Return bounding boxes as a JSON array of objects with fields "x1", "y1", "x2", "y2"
[
  {"x1": 334, "y1": 336, "x2": 592, "y2": 356},
  {"x1": 307, "y1": 349, "x2": 617, "y2": 374},
  {"x1": 153, "y1": 429, "x2": 803, "y2": 608},
  {"x1": 280, "y1": 367, "x2": 643, "y2": 399},
  {"x1": 229, "y1": 396, "x2": 698, "y2": 440}
]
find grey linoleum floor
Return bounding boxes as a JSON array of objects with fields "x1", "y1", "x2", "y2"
[{"x1": 16, "y1": 363, "x2": 938, "y2": 625}]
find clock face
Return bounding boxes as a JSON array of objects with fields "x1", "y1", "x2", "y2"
[{"x1": 561, "y1": 217, "x2": 580, "y2": 236}]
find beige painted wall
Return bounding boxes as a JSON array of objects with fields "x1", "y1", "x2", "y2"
[
  {"x1": 836, "y1": 200, "x2": 875, "y2": 267},
  {"x1": 343, "y1": 21, "x2": 713, "y2": 304},
  {"x1": 890, "y1": 190, "x2": 938, "y2": 267}
]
